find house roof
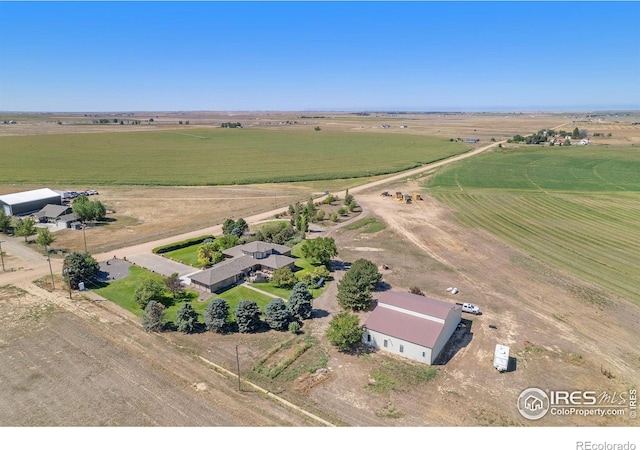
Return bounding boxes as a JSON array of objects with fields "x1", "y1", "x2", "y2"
[
  {"x1": 190, "y1": 255, "x2": 257, "y2": 286},
  {"x1": 57, "y1": 212, "x2": 78, "y2": 223},
  {"x1": 364, "y1": 291, "x2": 461, "y2": 349},
  {"x1": 0, "y1": 188, "x2": 60, "y2": 206},
  {"x1": 223, "y1": 240, "x2": 291, "y2": 258},
  {"x1": 258, "y1": 254, "x2": 296, "y2": 269},
  {"x1": 35, "y1": 204, "x2": 71, "y2": 219}
]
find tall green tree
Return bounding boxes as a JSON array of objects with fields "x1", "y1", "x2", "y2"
[
  {"x1": 349, "y1": 258, "x2": 381, "y2": 290},
  {"x1": 300, "y1": 237, "x2": 337, "y2": 266},
  {"x1": 15, "y1": 217, "x2": 37, "y2": 242},
  {"x1": 271, "y1": 266, "x2": 297, "y2": 289},
  {"x1": 326, "y1": 311, "x2": 363, "y2": 351},
  {"x1": 197, "y1": 241, "x2": 223, "y2": 267},
  {"x1": 72, "y1": 196, "x2": 92, "y2": 222},
  {"x1": 0, "y1": 210, "x2": 11, "y2": 234},
  {"x1": 35, "y1": 227, "x2": 55, "y2": 253},
  {"x1": 164, "y1": 272, "x2": 184, "y2": 299},
  {"x1": 91, "y1": 200, "x2": 106, "y2": 221},
  {"x1": 175, "y1": 302, "x2": 199, "y2": 333},
  {"x1": 222, "y1": 218, "x2": 236, "y2": 235},
  {"x1": 264, "y1": 298, "x2": 291, "y2": 331},
  {"x1": 305, "y1": 198, "x2": 316, "y2": 218},
  {"x1": 572, "y1": 127, "x2": 580, "y2": 139},
  {"x1": 336, "y1": 259, "x2": 381, "y2": 311},
  {"x1": 204, "y1": 298, "x2": 229, "y2": 333},
  {"x1": 234, "y1": 300, "x2": 262, "y2": 333},
  {"x1": 62, "y1": 252, "x2": 100, "y2": 290},
  {"x1": 142, "y1": 300, "x2": 165, "y2": 332},
  {"x1": 134, "y1": 278, "x2": 166, "y2": 309},
  {"x1": 216, "y1": 234, "x2": 239, "y2": 251},
  {"x1": 343, "y1": 189, "x2": 354, "y2": 206},
  {"x1": 288, "y1": 282, "x2": 313, "y2": 319},
  {"x1": 233, "y1": 218, "x2": 248, "y2": 236}
]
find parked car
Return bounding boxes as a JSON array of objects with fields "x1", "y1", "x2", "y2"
[{"x1": 461, "y1": 303, "x2": 481, "y2": 315}]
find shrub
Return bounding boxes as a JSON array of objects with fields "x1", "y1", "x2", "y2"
[
  {"x1": 204, "y1": 298, "x2": 229, "y2": 333},
  {"x1": 234, "y1": 300, "x2": 262, "y2": 333},
  {"x1": 152, "y1": 235, "x2": 214, "y2": 254},
  {"x1": 326, "y1": 311, "x2": 363, "y2": 351},
  {"x1": 264, "y1": 298, "x2": 292, "y2": 331},
  {"x1": 176, "y1": 303, "x2": 199, "y2": 334}
]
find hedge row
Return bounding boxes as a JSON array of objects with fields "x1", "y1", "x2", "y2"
[{"x1": 152, "y1": 235, "x2": 214, "y2": 254}]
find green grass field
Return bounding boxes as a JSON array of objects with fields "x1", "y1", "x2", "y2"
[
  {"x1": 344, "y1": 217, "x2": 386, "y2": 233},
  {"x1": 0, "y1": 128, "x2": 467, "y2": 186},
  {"x1": 163, "y1": 245, "x2": 204, "y2": 268},
  {"x1": 429, "y1": 145, "x2": 640, "y2": 305},
  {"x1": 207, "y1": 285, "x2": 273, "y2": 321}
]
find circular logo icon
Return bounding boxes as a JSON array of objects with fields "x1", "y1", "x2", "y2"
[{"x1": 517, "y1": 387, "x2": 550, "y2": 420}]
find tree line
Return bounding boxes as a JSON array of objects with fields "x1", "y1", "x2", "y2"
[{"x1": 142, "y1": 281, "x2": 315, "y2": 335}]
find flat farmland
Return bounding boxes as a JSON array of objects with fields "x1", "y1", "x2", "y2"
[
  {"x1": 0, "y1": 128, "x2": 467, "y2": 185},
  {"x1": 428, "y1": 145, "x2": 640, "y2": 305}
]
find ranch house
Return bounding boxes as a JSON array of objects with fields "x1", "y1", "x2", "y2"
[
  {"x1": 362, "y1": 291, "x2": 462, "y2": 365},
  {"x1": 189, "y1": 241, "x2": 295, "y2": 293}
]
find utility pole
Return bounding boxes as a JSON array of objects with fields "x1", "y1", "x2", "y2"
[
  {"x1": 0, "y1": 240, "x2": 5, "y2": 272},
  {"x1": 235, "y1": 345, "x2": 241, "y2": 392},
  {"x1": 82, "y1": 224, "x2": 88, "y2": 253},
  {"x1": 65, "y1": 267, "x2": 72, "y2": 299},
  {"x1": 46, "y1": 245, "x2": 55, "y2": 290}
]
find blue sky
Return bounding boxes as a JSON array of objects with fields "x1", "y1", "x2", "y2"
[{"x1": 0, "y1": 1, "x2": 638, "y2": 112}]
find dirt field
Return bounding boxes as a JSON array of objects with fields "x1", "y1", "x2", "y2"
[
  {"x1": 1, "y1": 111, "x2": 638, "y2": 428},
  {"x1": 0, "y1": 283, "x2": 323, "y2": 426}
]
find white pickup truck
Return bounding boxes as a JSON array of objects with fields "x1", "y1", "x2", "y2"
[{"x1": 461, "y1": 303, "x2": 481, "y2": 315}]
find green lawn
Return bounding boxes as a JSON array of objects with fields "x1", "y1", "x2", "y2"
[
  {"x1": 92, "y1": 266, "x2": 169, "y2": 317},
  {"x1": 207, "y1": 285, "x2": 274, "y2": 321},
  {"x1": 344, "y1": 217, "x2": 386, "y2": 233},
  {"x1": 429, "y1": 145, "x2": 640, "y2": 305},
  {"x1": 163, "y1": 244, "x2": 203, "y2": 268},
  {"x1": 251, "y1": 282, "x2": 324, "y2": 300},
  {"x1": 93, "y1": 265, "x2": 199, "y2": 322},
  {"x1": 0, "y1": 128, "x2": 467, "y2": 185}
]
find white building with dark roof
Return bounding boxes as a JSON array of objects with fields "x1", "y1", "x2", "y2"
[
  {"x1": 189, "y1": 241, "x2": 295, "y2": 293},
  {"x1": 0, "y1": 188, "x2": 61, "y2": 216},
  {"x1": 362, "y1": 291, "x2": 462, "y2": 365}
]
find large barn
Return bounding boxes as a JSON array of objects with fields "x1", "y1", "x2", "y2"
[
  {"x1": 0, "y1": 188, "x2": 61, "y2": 216},
  {"x1": 362, "y1": 291, "x2": 462, "y2": 365}
]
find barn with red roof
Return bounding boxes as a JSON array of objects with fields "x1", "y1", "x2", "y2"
[{"x1": 362, "y1": 291, "x2": 462, "y2": 364}]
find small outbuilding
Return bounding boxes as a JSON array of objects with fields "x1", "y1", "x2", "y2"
[
  {"x1": 0, "y1": 188, "x2": 61, "y2": 216},
  {"x1": 363, "y1": 291, "x2": 462, "y2": 365},
  {"x1": 34, "y1": 204, "x2": 72, "y2": 223}
]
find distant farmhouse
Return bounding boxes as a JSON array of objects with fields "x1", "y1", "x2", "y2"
[
  {"x1": 34, "y1": 204, "x2": 79, "y2": 229},
  {"x1": 189, "y1": 241, "x2": 296, "y2": 293},
  {"x1": 0, "y1": 188, "x2": 61, "y2": 216},
  {"x1": 363, "y1": 291, "x2": 462, "y2": 365}
]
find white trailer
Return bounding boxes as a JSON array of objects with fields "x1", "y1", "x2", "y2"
[{"x1": 494, "y1": 344, "x2": 510, "y2": 372}]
